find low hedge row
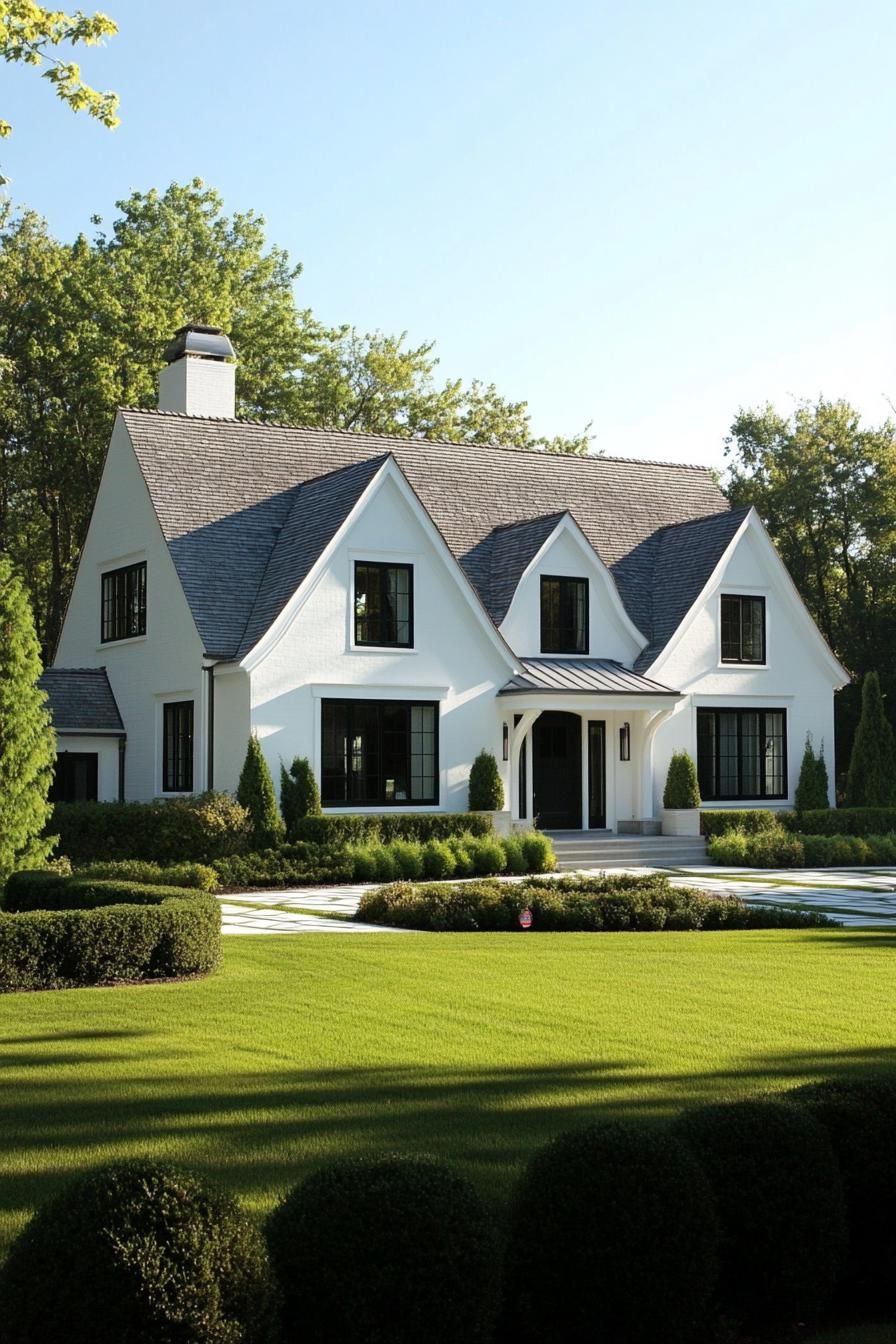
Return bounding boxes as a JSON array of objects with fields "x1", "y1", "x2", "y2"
[
  {"x1": 782, "y1": 806, "x2": 896, "y2": 836},
  {"x1": 708, "y1": 828, "x2": 896, "y2": 867},
  {"x1": 0, "y1": 872, "x2": 221, "y2": 991},
  {"x1": 50, "y1": 793, "x2": 252, "y2": 863},
  {"x1": 5, "y1": 1081, "x2": 895, "y2": 1342},
  {"x1": 292, "y1": 812, "x2": 495, "y2": 843},
  {"x1": 699, "y1": 808, "x2": 780, "y2": 836},
  {"x1": 356, "y1": 874, "x2": 836, "y2": 932}
]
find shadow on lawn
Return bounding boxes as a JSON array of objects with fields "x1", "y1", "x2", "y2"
[{"x1": 2, "y1": 1044, "x2": 896, "y2": 1235}]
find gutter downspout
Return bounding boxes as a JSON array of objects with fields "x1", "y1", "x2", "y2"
[
  {"x1": 204, "y1": 663, "x2": 216, "y2": 791},
  {"x1": 117, "y1": 736, "x2": 126, "y2": 802}
]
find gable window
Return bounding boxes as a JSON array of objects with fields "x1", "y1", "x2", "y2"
[
  {"x1": 163, "y1": 701, "x2": 194, "y2": 793},
  {"x1": 541, "y1": 576, "x2": 588, "y2": 654},
  {"x1": 697, "y1": 708, "x2": 786, "y2": 801},
  {"x1": 354, "y1": 562, "x2": 413, "y2": 648},
  {"x1": 321, "y1": 699, "x2": 437, "y2": 805},
  {"x1": 721, "y1": 594, "x2": 765, "y2": 664},
  {"x1": 102, "y1": 562, "x2": 146, "y2": 642}
]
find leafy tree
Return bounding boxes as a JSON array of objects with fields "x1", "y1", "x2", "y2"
[
  {"x1": 0, "y1": 3, "x2": 118, "y2": 171},
  {"x1": 725, "y1": 399, "x2": 896, "y2": 773},
  {"x1": 0, "y1": 554, "x2": 56, "y2": 883},
  {"x1": 844, "y1": 672, "x2": 896, "y2": 807},
  {"x1": 279, "y1": 756, "x2": 321, "y2": 837},
  {"x1": 794, "y1": 734, "x2": 830, "y2": 811},
  {"x1": 236, "y1": 735, "x2": 285, "y2": 849},
  {"x1": 468, "y1": 749, "x2": 504, "y2": 811},
  {"x1": 663, "y1": 751, "x2": 701, "y2": 809}
]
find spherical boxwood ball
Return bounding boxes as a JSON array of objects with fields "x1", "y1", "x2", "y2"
[
  {"x1": 0, "y1": 1161, "x2": 278, "y2": 1344},
  {"x1": 501, "y1": 1120, "x2": 719, "y2": 1344},
  {"x1": 672, "y1": 1099, "x2": 847, "y2": 1329},
  {"x1": 266, "y1": 1154, "x2": 499, "y2": 1344}
]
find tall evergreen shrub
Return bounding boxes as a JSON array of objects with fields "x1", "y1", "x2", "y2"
[
  {"x1": 236, "y1": 735, "x2": 285, "y2": 848},
  {"x1": 468, "y1": 749, "x2": 504, "y2": 811},
  {"x1": 794, "y1": 733, "x2": 830, "y2": 811},
  {"x1": 845, "y1": 672, "x2": 896, "y2": 806},
  {"x1": 0, "y1": 557, "x2": 56, "y2": 884},
  {"x1": 279, "y1": 756, "x2": 321, "y2": 837},
  {"x1": 662, "y1": 751, "x2": 701, "y2": 809}
]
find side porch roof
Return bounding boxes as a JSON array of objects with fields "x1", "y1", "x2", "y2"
[
  {"x1": 38, "y1": 668, "x2": 125, "y2": 735},
  {"x1": 499, "y1": 658, "x2": 680, "y2": 697}
]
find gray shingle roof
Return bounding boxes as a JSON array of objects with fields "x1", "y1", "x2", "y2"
[
  {"x1": 500, "y1": 658, "x2": 680, "y2": 696},
  {"x1": 121, "y1": 410, "x2": 735, "y2": 665},
  {"x1": 38, "y1": 667, "x2": 124, "y2": 732}
]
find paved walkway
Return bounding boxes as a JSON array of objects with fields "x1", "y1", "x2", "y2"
[{"x1": 218, "y1": 867, "x2": 896, "y2": 933}]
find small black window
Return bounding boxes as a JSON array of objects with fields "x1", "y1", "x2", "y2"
[
  {"x1": 49, "y1": 752, "x2": 98, "y2": 803},
  {"x1": 721, "y1": 594, "x2": 765, "y2": 663},
  {"x1": 102, "y1": 562, "x2": 146, "y2": 642},
  {"x1": 541, "y1": 576, "x2": 588, "y2": 654},
  {"x1": 697, "y1": 707, "x2": 786, "y2": 801},
  {"x1": 321, "y1": 699, "x2": 437, "y2": 805},
  {"x1": 354, "y1": 563, "x2": 413, "y2": 648},
  {"x1": 163, "y1": 701, "x2": 193, "y2": 793}
]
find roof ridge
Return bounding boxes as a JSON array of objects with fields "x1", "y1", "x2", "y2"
[{"x1": 119, "y1": 407, "x2": 717, "y2": 473}]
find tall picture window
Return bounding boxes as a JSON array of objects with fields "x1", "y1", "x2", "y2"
[
  {"x1": 102, "y1": 561, "x2": 147, "y2": 643},
  {"x1": 321, "y1": 699, "x2": 437, "y2": 805},
  {"x1": 163, "y1": 701, "x2": 194, "y2": 793},
  {"x1": 540, "y1": 576, "x2": 588, "y2": 654},
  {"x1": 697, "y1": 707, "x2": 786, "y2": 800},
  {"x1": 720, "y1": 594, "x2": 765, "y2": 664},
  {"x1": 354, "y1": 562, "x2": 413, "y2": 648}
]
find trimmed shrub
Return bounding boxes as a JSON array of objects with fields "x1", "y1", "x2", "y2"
[
  {"x1": 783, "y1": 806, "x2": 896, "y2": 836},
  {"x1": 212, "y1": 843, "x2": 354, "y2": 889},
  {"x1": 519, "y1": 830, "x2": 557, "y2": 873},
  {"x1": 672, "y1": 1099, "x2": 847, "y2": 1329},
  {"x1": 291, "y1": 812, "x2": 494, "y2": 844},
  {"x1": 266, "y1": 1155, "x2": 498, "y2": 1344},
  {"x1": 663, "y1": 751, "x2": 701, "y2": 809},
  {"x1": 500, "y1": 834, "x2": 528, "y2": 874},
  {"x1": 0, "y1": 1160, "x2": 277, "y2": 1343},
  {"x1": 845, "y1": 671, "x2": 896, "y2": 806},
  {"x1": 279, "y1": 755, "x2": 321, "y2": 837},
  {"x1": 795, "y1": 733, "x2": 831, "y2": 811},
  {"x1": 788, "y1": 1079, "x2": 896, "y2": 1307},
  {"x1": 447, "y1": 834, "x2": 476, "y2": 876},
  {"x1": 708, "y1": 827, "x2": 806, "y2": 867},
  {"x1": 356, "y1": 874, "x2": 836, "y2": 933},
  {"x1": 421, "y1": 838, "x2": 456, "y2": 879},
  {"x1": 50, "y1": 793, "x2": 251, "y2": 864},
  {"x1": 468, "y1": 749, "x2": 504, "y2": 811},
  {"x1": 237, "y1": 736, "x2": 285, "y2": 849},
  {"x1": 466, "y1": 834, "x2": 507, "y2": 875},
  {"x1": 501, "y1": 1120, "x2": 718, "y2": 1344},
  {"x1": 0, "y1": 873, "x2": 220, "y2": 990},
  {"x1": 700, "y1": 808, "x2": 778, "y2": 837},
  {"x1": 390, "y1": 838, "x2": 425, "y2": 880},
  {"x1": 75, "y1": 859, "x2": 219, "y2": 891}
]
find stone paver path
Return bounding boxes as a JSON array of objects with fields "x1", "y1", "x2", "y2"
[{"x1": 218, "y1": 867, "x2": 896, "y2": 933}]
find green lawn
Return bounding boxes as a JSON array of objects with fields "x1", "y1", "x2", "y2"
[{"x1": 2, "y1": 928, "x2": 895, "y2": 1263}]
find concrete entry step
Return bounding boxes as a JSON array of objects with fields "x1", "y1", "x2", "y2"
[{"x1": 544, "y1": 832, "x2": 710, "y2": 870}]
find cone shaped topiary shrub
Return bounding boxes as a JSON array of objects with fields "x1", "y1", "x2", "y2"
[
  {"x1": 662, "y1": 751, "x2": 701, "y2": 809},
  {"x1": 0, "y1": 1160, "x2": 278, "y2": 1343},
  {"x1": 845, "y1": 671, "x2": 896, "y2": 806},
  {"x1": 279, "y1": 756, "x2": 321, "y2": 838},
  {"x1": 500, "y1": 1120, "x2": 718, "y2": 1344},
  {"x1": 795, "y1": 733, "x2": 831, "y2": 811},
  {"x1": 788, "y1": 1079, "x2": 896, "y2": 1308},
  {"x1": 672, "y1": 1099, "x2": 846, "y2": 1330},
  {"x1": 237, "y1": 735, "x2": 285, "y2": 849},
  {"x1": 266, "y1": 1155, "x2": 499, "y2": 1344},
  {"x1": 468, "y1": 749, "x2": 504, "y2": 811}
]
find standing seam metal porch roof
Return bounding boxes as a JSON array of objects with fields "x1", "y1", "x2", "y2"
[
  {"x1": 499, "y1": 658, "x2": 680, "y2": 696},
  {"x1": 120, "y1": 409, "x2": 738, "y2": 665}
]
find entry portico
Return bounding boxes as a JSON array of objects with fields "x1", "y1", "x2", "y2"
[{"x1": 501, "y1": 659, "x2": 684, "y2": 832}]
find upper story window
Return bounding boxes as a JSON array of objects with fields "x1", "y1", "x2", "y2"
[
  {"x1": 101, "y1": 562, "x2": 146, "y2": 643},
  {"x1": 541, "y1": 576, "x2": 588, "y2": 654},
  {"x1": 721, "y1": 594, "x2": 765, "y2": 664},
  {"x1": 354, "y1": 562, "x2": 413, "y2": 648}
]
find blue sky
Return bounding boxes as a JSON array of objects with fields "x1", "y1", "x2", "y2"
[{"x1": 5, "y1": 0, "x2": 895, "y2": 467}]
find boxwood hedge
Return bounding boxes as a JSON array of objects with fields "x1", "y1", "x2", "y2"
[
  {"x1": 782, "y1": 806, "x2": 896, "y2": 836},
  {"x1": 700, "y1": 808, "x2": 779, "y2": 837},
  {"x1": 290, "y1": 811, "x2": 494, "y2": 844},
  {"x1": 50, "y1": 793, "x2": 251, "y2": 864},
  {"x1": 0, "y1": 872, "x2": 221, "y2": 991}
]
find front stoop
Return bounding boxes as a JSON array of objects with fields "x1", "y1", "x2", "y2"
[{"x1": 545, "y1": 831, "x2": 710, "y2": 871}]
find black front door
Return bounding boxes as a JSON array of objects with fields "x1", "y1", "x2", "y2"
[{"x1": 533, "y1": 711, "x2": 582, "y2": 829}]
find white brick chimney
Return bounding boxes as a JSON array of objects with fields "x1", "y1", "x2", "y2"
[{"x1": 158, "y1": 324, "x2": 236, "y2": 417}]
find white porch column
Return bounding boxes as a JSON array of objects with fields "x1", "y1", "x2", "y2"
[
  {"x1": 639, "y1": 706, "x2": 678, "y2": 819},
  {"x1": 508, "y1": 709, "x2": 541, "y2": 823}
]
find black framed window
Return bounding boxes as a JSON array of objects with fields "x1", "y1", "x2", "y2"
[
  {"x1": 102, "y1": 562, "x2": 146, "y2": 642},
  {"x1": 354, "y1": 563, "x2": 413, "y2": 647},
  {"x1": 721, "y1": 594, "x2": 765, "y2": 663},
  {"x1": 697, "y1": 708, "x2": 786, "y2": 801},
  {"x1": 321, "y1": 699, "x2": 437, "y2": 805},
  {"x1": 541, "y1": 576, "x2": 588, "y2": 654},
  {"x1": 163, "y1": 701, "x2": 194, "y2": 793},
  {"x1": 49, "y1": 752, "x2": 98, "y2": 803}
]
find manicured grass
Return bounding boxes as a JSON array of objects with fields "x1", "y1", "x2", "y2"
[{"x1": 1, "y1": 929, "x2": 895, "y2": 1261}]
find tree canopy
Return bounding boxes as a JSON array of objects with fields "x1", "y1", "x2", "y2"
[{"x1": 0, "y1": 180, "x2": 593, "y2": 657}]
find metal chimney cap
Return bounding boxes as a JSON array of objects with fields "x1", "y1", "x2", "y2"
[{"x1": 163, "y1": 324, "x2": 236, "y2": 364}]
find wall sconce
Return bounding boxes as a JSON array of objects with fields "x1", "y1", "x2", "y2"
[
  {"x1": 502, "y1": 723, "x2": 510, "y2": 761},
  {"x1": 619, "y1": 722, "x2": 631, "y2": 761}
]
